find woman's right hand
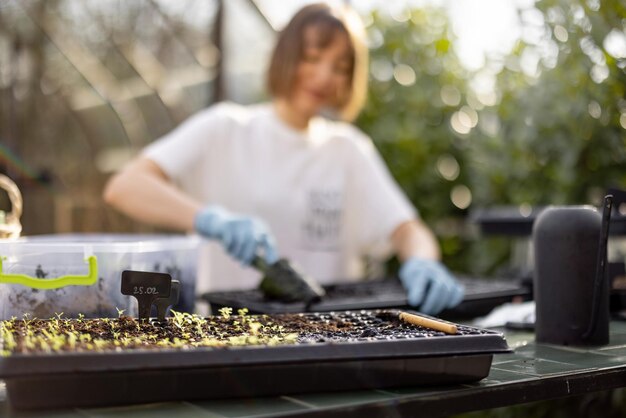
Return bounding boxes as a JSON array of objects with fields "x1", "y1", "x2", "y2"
[{"x1": 194, "y1": 206, "x2": 278, "y2": 266}]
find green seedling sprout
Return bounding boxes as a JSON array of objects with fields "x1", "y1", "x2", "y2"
[
  {"x1": 218, "y1": 307, "x2": 232, "y2": 320},
  {"x1": 67, "y1": 333, "x2": 77, "y2": 349},
  {"x1": 237, "y1": 308, "x2": 249, "y2": 325},
  {"x1": 249, "y1": 322, "x2": 262, "y2": 335}
]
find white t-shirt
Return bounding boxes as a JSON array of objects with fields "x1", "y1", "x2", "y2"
[{"x1": 143, "y1": 102, "x2": 416, "y2": 294}]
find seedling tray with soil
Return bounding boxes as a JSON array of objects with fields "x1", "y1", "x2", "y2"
[
  {"x1": 0, "y1": 308, "x2": 509, "y2": 410},
  {"x1": 203, "y1": 276, "x2": 531, "y2": 318}
]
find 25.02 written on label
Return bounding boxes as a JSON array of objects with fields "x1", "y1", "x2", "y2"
[{"x1": 133, "y1": 286, "x2": 158, "y2": 295}]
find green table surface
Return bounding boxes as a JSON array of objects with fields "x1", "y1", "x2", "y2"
[{"x1": 2, "y1": 322, "x2": 626, "y2": 418}]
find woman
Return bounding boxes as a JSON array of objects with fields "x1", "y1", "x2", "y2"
[{"x1": 104, "y1": 3, "x2": 463, "y2": 315}]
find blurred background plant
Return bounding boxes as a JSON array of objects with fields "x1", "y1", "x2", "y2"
[
  {"x1": 357, "y1": 0, "x2": 626, "y2": 276},
  {"x1": 0, "y1": 0, "x2": 625, "y2": 275},
  {"x1": 356, "y1": 6, "x2": 480, "y2": 274}
]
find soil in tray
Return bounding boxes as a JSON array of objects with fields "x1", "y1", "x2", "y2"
[{"x1": 0, "y1": 309, "x2": 484, "y2": 355}]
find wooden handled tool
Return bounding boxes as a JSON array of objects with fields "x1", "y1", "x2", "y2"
[{"x1": 399, "y1": 311, "x2": 458, "y2": 334}]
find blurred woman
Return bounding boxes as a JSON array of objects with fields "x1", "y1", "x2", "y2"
[{"x1": 104, "y1": 3, "x2": 463, "y2": 315}]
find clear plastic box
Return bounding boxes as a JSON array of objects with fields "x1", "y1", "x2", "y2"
[{"x1": 0, "y1": 234, "x2": 200, "y2": 319}]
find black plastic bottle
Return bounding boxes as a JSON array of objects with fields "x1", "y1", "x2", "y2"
[{"x1": 533, "y1": 203, "x2": 610, "y2": 346}]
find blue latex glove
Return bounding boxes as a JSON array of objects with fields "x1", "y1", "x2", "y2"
[
  {"x1": 194, "y1": 206, "x2": 278, "y2": 265},
  {"x1": 399, "y1": 257, "x2": 464, "y2": 315}
]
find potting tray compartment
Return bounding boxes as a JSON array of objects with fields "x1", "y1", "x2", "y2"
[
  {"x1": 203, "y1": 276, "x2": 531, "y2": 317},
  {"x1": 0, "y1": 309, "x2": 509, "y2": 410}
]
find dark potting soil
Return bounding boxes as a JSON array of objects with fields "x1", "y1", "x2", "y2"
[{"x1": 0, "y1": 310, "x2": 486, "y2": 355}]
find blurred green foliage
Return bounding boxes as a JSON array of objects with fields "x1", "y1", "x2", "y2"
[
  {"x1": 357, "y1": 1, "x2": 626, "y2": 275},
  {"x1": 468, "y1": 0, "x2": 626, "y2": 206},
  {"x1": 357, "y1": 7, "x2": 479, "y2": 273}
]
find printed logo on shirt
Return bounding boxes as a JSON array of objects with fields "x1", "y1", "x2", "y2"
[{"x1": 301, "y1": 189, "x2": 342, "y2": 250}]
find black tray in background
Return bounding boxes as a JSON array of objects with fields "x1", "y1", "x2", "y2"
[
  {"x1": 202, "y1": 276, "x2": 531, "y2": 318},
  {"x1": 470, "y1": 205, "x2": 626, "y2": 236},
  {"x1": 0, "y1": 310, "x2": 510, "y2": 410}
]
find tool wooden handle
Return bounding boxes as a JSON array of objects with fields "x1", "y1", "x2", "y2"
[{"x1": 399, "y1": 312, "x2": 458, "y2": 334}]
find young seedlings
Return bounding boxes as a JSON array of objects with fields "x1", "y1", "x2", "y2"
[
  {"x1": 218, "y1": 307, "x2": 232, "y2": 320},
  {"x1": 0, "y1": 306, "x2": 312, "y2": 355}
]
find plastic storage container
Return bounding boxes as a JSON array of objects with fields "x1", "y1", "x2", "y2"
[{"x1": 0, "y1": 234, "x2": 200, "y2": 319}]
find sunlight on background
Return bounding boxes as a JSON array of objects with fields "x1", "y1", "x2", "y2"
[
  {"x1": 447, "y1": 0, "x2": 532, "y2": 70},
  {"x1": 256, "y1": 0, "x2": 530, "y2": 71}
]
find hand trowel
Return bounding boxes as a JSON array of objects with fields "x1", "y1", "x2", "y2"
[{"x1": 252, "y1": 255, "x2": 325, "y2": 304}]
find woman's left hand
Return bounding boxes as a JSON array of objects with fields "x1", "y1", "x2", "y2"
[{"x1": 399, "y1": 257, "x2": 465, "y2": 316}]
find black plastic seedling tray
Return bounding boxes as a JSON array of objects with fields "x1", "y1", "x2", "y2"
[
  {"x1": 203, "y1": 276, "x2": 531, "y2": 318},
  {"x1": 0, "y1": 310, "x2": 509, "y2": 410},
  {"x1": 470, "y1": 205, "x2": 626, "y2": 236}
]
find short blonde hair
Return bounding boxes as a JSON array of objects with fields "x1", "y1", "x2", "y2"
[{"x1": 267, "y1": 3, "x2": 369, "y2": 122}]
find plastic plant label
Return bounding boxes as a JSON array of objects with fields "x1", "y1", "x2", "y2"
[
  {"x1": 121, "y1": 270, "x2": 171, "y2": 320},
  {"x1": 154, "y1": 280, "x2": 180, "y2": 322}
]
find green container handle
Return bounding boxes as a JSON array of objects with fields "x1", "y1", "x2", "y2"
[{"x1": 0, "y1": 255, "x2": 98, "y2": 289}]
